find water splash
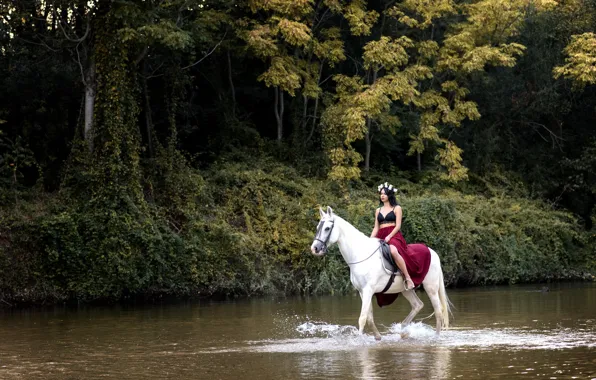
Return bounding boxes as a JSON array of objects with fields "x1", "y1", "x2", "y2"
[{"x1": 198, "y1": 319, "x2": 596, "y2": 354}]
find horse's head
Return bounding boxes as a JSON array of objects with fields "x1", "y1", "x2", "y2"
[{"x1": 311, "y1": 206, "x2": 339, "y2": 256}]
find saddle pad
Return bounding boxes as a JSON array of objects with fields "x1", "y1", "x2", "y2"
[{"x1": 374, "y1": 243, "x2": 432, "y2": 308}]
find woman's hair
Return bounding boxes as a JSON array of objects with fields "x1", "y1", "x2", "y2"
[{"x1": 378, "y1": 186, "x2": 398, "y2": 207}]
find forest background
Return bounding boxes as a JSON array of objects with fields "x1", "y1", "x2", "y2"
[{"x1": 0, "y1": 0, "x2": 594, "y2": 305}]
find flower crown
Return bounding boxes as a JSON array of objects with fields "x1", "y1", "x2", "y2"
[{"x1": 377, "y1": 182, "x2": 396, "y2": 194}]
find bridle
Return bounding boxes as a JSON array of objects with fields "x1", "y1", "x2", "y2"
[
  {"x1": 313, "y1": 217, "x2": 381, "y2": 265},
  {"x1": 313, "y1": 218, "x2": 335, "y2": 253}
]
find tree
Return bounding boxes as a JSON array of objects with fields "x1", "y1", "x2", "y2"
[{"x1": 321, "y1": 0, "x2": 556, "y2": 182}]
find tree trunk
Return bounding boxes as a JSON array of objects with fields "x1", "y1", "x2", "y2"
[
  {"x1": 306, "y1": 63, "x2": 324, "y2": 144},
  {"x1": 142, "y1": 64, "x2": 154, "y2": 158},
  {"x1": 365, "y1": 119, "x2": 372, "y2": 173},
  {"x1": 302, "y1": 95, "x2": 308, "y2": 133},
  {"x1": 417, "y1": 152, "x2": 422, "y2": 171},
  {"x1": 274, "y1": 87, "x2": 284, "y2": 141},
  {"x1": 84, "y1": 61, "x2": 96, "y2": 152},
  {"x1": 227, "y1": 49, "x2": 236, "y2": 118},
  {"x1": 364, "y1": 69, "x2": 378, "y2": 173}
]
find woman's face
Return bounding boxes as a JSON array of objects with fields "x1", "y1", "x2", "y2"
[{"x1": 379, "y1": 189, "x2": 388, "y2": 202}]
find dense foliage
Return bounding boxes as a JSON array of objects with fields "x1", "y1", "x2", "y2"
[{"x1": 0, "y1": 0, "x2": 594, "y2": 305}]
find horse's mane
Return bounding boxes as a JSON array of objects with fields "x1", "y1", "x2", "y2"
[{"x1": 333, "y1": 214, "x2": 369, "y2": 240}]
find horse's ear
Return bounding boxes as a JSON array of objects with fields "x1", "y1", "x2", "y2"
[
  {"x1": 319, "y1": 207, "x2": 326, "y2": 218},
  {"x1": 327, "y1": 206, "x2": 333, "y2": 216}
]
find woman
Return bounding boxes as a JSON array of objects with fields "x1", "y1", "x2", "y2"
[{"x1": 370, "y1": 182, "x2": 415, "y2": 290}]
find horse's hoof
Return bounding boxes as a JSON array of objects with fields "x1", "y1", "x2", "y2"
[
  {"x1": 400, "y1": 332, "x2": 410, "y2": 339},
  {"x1": 375, "y1": 335, "x2": 382, "y2": 341}
]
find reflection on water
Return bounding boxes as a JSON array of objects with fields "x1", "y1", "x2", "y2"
[{"x1": 0, "y1": 282, "x2": 595, "y2": 379}]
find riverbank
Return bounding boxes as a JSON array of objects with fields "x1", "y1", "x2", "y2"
[{"x1": 1, "y1": 158, "x2": 594, "y2": 307}]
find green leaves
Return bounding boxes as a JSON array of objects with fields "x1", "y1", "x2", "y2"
[{"x1": 120, "y1": 21, "x2": 193, "y2": 50}]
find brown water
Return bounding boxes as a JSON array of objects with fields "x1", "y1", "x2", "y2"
[{"x1": 1, "y1": 282, "x2": 594, "y2": 379}]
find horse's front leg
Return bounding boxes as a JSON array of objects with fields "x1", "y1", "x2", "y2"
[{"x1": 358, "y1": 288, "x2": 381, "y2": 341}]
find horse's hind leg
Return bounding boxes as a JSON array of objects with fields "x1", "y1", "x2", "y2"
[
  {"x1": 425, "y1": 284, "x2": 444, "y2": 335},
  {"x1": 400, "y1": 289, "x2": 424, "y2": 325}
]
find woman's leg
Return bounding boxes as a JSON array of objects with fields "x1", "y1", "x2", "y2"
[{"x1": 390, "y1": 245, "x2": 415, "y2": 290}]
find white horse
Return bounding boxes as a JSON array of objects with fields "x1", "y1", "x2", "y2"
[{"x1": 310, "y1": 206, "x2": 452, "y2": 340}]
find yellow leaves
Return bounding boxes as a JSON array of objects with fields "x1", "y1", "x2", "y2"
[
  {"x1": 413, "y1": 83, "x2": 481, "y2": 126},
  {"x1": 454, "y1": 100, "x2": 481, "y2": 121},
  {"x1": 553, "y1": 32, "x2": 596, "y2": 89},
  {"x1": 248, "y1": 0, "x2": 314, "y2": 18},
  {"x1": 356, "y1": 84, "x2": 391, "y2": 117},
  {"x1": 419, "y1": 113, "x2": 441, "y2": 139},
  {"x1": 257, "y1": 56, "x2": 302, "y2": 95},
  {"x1": 440, "y1": 80, "x2": 460, "y2": 93},
  {"x1": 381, "y1": 67, "x2": 428, "y2": 103},
  {"x1": 333, "y1": 74, "x2": 364, "y2": 96},
  {"x1": 323, "y1": 0, "x2": 343, "y2": 13},
  {"x1": 413, "y1": 89, "x2": 448, "y2": 109},
  {"x1": 437, "y1": 140, "x2": 469, "y2": 182},
  {"x1": 408, "y1": 135, "x2": 425, "y2": 156},
  {"x1": 417, "y1": 40, "x2": 440, "y2": 61},
  {"x1": 276, "y1": 18, "x2": 312, "y2": 47},
  {"x1": 299, "y1": 61, "x2": 322, "y2": 98},
  {"x1": 376, "y1": 113, "x2": 402, "y2": 133},
  {"x1": 323, "y1": 101, "x2": 367, "y2": 143},
  {"x1": 389, "y1": 0, "x2": 456, "y2": 29},
  {"x1": 302, "y1": 79, "x2": 321, "y2": 99},
  {"x1": 245, "y1": 24, "x2": 279, "y2": 58},
  {"x1": 313, "y1": 33, "x2": 346, "y2": 65},
  {"x1": 363, "y1": 36, "x2": 412, "y2": 70},
  {"x1": 439, "y1": 34, "x2": 526, "y2": 73},
  {"x1": 344, "y1": 0, "x2": 379, "y2": 36},
  {"x1": 464, "y1": 0, "x2": 526, "y2": 41},
  {"x1": 433, "y1": 0, "x2": 556, "y2": 75},
  {"x1": 406, "y1": 79, "x2": 479, "y2": 182},
  {"x1": 245, "y1": 4, "x2": 315, "y2": 58},
  {"x1": 533, "y1": 0, "x2": 558, "y2": 11},
  {"x1": 327, "y1": 147, "x2": 362, "y2": 181}
]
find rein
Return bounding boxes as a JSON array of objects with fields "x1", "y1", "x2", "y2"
[{"x1": 345, "y1": 244, "x2": 382, "y2": 266}]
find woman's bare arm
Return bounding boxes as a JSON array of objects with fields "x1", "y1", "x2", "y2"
[{"x1": 370, "y1": 208, "x2": 380, "y2": 238}]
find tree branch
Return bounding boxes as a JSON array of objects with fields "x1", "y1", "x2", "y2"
[
  {"x1": 180, "y1": 31, "x2": 227, "y2": 70},
  {"x1": 134, "y1": 45, "x2": 149, "y2": 66},
  {"x1": 75, "y1": 43, "x2": 87, "y2": 87},
  {"x1": 55, "y1": 9, "x2": 90, "y2": 43}
]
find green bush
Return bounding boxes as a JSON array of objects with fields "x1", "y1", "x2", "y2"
[{"x1": 0, "y1": 156, "x2": 592, "y2": 305}]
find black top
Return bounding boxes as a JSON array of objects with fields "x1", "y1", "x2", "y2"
[{"x1": 377, "y1": 207, "x2": 397, "y2": 224}]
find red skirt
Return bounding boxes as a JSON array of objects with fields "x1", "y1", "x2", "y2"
[{"x1": 376, "y1": 226, "x2": 431, "y2": 287}]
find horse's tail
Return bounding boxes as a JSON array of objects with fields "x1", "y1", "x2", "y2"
[{"x1": 438, "y1": 267, "x2": 453, "y2": 329}]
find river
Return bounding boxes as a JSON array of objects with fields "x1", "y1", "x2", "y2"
[{"x1": 1, "y1": 282, "x2": 594, "y2": 379}]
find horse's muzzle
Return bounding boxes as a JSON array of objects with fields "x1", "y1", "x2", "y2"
[{"x1": 310, "y1": 243, "x2": 327, "y2": 256}]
